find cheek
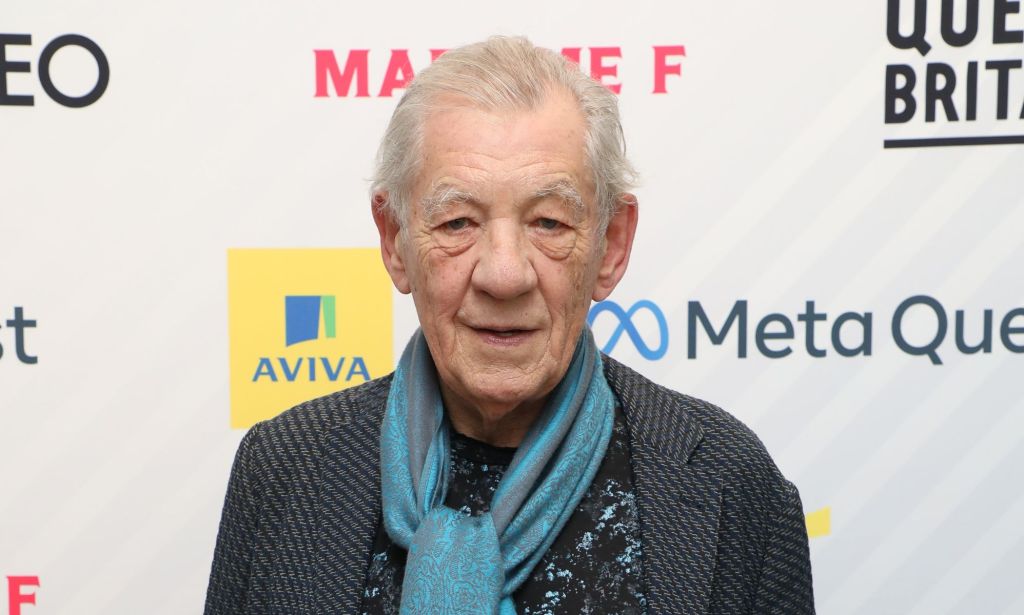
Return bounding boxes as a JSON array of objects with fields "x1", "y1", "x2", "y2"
[
  {"x1": 540, "y1": 256, "x2": 593, "y2": 323},
  {"x1": 419, "y1": 249, "x2": 475, "y2": 311}
]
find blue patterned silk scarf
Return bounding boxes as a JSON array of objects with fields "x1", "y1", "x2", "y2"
[{"x1": 380, "y1": 327, "x2": 615, "y2": 615}]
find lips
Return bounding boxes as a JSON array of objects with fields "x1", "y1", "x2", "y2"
[
  {"x1": 476, "y1": 327, "x2": 530, "y2": 335},
  {"x1": 470, "y1": 325, "x2": 537, "y2": 347}
]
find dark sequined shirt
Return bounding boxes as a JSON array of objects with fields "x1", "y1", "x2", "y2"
[{"x1": 360, "y1": 405, "x2": 647, "y2": 615}]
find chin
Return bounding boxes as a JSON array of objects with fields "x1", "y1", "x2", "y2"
[{"x1": 463, "y1": 373, "x2": 548, "y2": 411}]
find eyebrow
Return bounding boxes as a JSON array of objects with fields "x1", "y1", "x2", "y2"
[
  {"x1": 421, "y1": 184, "x2": 476, "y2": 222},
  {"x1": 419, "y1": 178, "x2": 586, "y2": 222},
  {"x1": 531, "y1": 179, "x2": 584, "y2": 221}
]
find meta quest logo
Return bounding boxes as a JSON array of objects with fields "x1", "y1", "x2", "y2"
[{"x1": 227, "y1": 249, "x2": 393, "y2": 429}]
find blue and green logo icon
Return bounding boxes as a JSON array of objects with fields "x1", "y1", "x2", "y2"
[{"x1": 285, "y1": 295, "x2": 336, "y2": 346}]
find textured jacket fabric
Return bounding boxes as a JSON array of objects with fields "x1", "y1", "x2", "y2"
[{"x1": 204, "y1": 356, "x2": 815, "y2": 614}]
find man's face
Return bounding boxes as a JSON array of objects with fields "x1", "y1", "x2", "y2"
[{"x1": 376, "y1": 90, "x2": 630, "y2": 415}]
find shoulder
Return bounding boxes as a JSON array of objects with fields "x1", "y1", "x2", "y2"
[
  {"x1": 235, "y1": 374, "x2": 394, "y2": 489},
  {"x1": 684, "y1": 391, "x2": 786, "y2": 488},
  {"x1": 602, "y1": 354, "x2": 795, "y2": 508},
  {"x1": 603, "y1": 357, "x2": 813, "y2": 605}
]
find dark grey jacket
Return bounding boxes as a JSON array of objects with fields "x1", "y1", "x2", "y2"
[{"x1": 205, "y1": 356, "x2": 814, "y2": 614}]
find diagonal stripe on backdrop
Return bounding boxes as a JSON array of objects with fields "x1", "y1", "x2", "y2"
[
  {"x1": 821, "y1": 396, "x2": 1024, "y2": 615},
  {"x1": 910, "y1": 490, "x2": 1024, "y2": 615}
]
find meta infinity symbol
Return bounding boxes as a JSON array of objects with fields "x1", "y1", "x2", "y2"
[{"x1": 588, "y1": 300, "x2": 669, "y2": 360}]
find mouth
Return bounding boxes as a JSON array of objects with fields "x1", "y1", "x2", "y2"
[
  {"x1": 480, "y1": 327, "x2": 527, "y2": 335},
  {"x1": 470, "y1": 326, "x2": 537, "y2": 347}
]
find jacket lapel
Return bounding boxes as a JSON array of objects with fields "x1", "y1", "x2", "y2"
[
  {"x1": 313, "y1": 377, "x2": 390, "y2": 615},
  {"x1": 604, "y1": 357, "x2": 722, "y2": 615}
]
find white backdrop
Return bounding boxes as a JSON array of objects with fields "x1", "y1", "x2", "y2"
[{"x1": 2, "y1": 1, "x2": 1023, "y2": 613}]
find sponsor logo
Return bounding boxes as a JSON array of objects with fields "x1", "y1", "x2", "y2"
[
  {"x1": 594, "y1": 295, "x2": 1024, "y2": 363},
  {"x1": 0, "y1": 34, "x2": 108, "y2": 108},
  {"x1": 227, "y1": 249, "x2": 393, "y2": 429},
  {"x1": 688, "y1": 296, "x2": 1024, "y2": 363},
  {"x1": 5, "y1": 576, "x2": 39, "y2": 615},
  {"x1": 884, "y1": 0, "x2": 1024, "y2": 148},
  {"x1": 313, "y1": 45, "x2": 686, "y2": 98},
  {"x1": 0, "y1": 307, "x2": 38, "y2": 365},
  {"x1": 588, "y1": 300, "x2": 669, "y2": 360},
  {"x1": 285, "y1": 295, "x2": 337, "y2": 346}
]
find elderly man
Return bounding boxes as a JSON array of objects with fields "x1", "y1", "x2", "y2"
[{"x1": 205, "y1": 36, "x2": 814, "y2": 614}]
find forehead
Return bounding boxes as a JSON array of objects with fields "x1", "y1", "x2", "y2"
[{"x1": 414, "y1": 91, "x2": 591, "y2": 201}]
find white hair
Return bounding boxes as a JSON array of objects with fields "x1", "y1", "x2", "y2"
[{"x1": 370, "y1": 35, "x2": 637, "y2": 231}]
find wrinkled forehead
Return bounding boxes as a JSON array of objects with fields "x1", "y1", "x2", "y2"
[{"x1": 410, "y1": 90, "x2": 595, "y2": 214}]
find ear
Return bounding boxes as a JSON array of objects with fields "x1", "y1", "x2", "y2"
[
  {"x1": 372, "y1": 192, "x2": 412, "y2": 294},
  {"x1": 592, "y1": 193, "x2": 638, "y2": 302}
]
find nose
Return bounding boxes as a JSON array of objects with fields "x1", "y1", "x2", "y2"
[{"x1": 471, "y1": 220, "x2": 537, "y2": 300}]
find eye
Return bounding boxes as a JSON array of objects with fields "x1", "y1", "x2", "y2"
[
  {"x1": 445, "y1": 218, "x2": 470, "y2": 231},
  {"x1": 537, "y1": 218, "x2": 562, "y2": 230}
]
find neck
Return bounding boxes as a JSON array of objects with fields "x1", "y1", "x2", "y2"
[{"x1": 439, "y1": 386, "x2": 546, "y2": 448}]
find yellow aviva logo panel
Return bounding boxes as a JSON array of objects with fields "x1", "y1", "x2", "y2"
[{"x1": 227, "y1": 248, "x2": 393, "y2": 429}]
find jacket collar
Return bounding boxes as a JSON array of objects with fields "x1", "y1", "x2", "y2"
[{"x1": 314, "y1": 359, "x2": 721, "y2": 614}]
